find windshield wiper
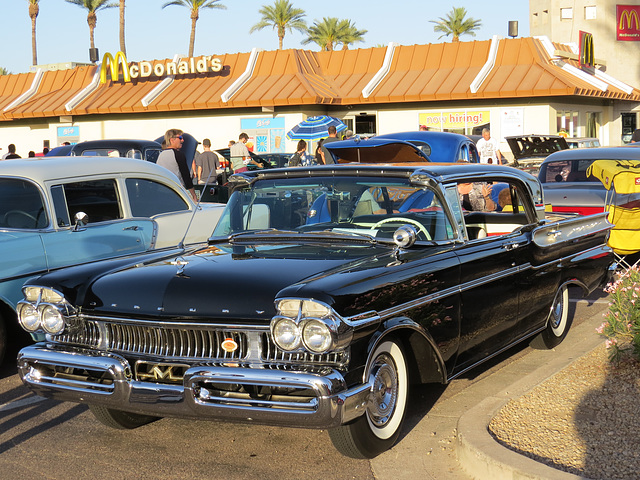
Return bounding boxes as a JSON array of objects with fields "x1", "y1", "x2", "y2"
[{"x1": 210, "y1": 228, "x2": 378, "y2": 245}]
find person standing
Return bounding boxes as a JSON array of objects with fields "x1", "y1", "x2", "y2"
[
  {"x1": 320, "y1": 125, "x2": 340, "y2": 165},
  {"x1": 195, "y1": 138, "x2": 219, "y2": 184},
  {"x1": 157, "y1": 128, "x2": 197, "y2": 202},
  {"x1": 288, "y1": 140, "x2": 307, "y2": 167},
  {"x1": 4, "y1": 144, "x2": 21, "y2": 159},
  {"x1": 230, "y1": 133, "x2": 262, "y2": 173},
  {"x1": 476, "y1": 128, "x2": 503, "y2": 165}
]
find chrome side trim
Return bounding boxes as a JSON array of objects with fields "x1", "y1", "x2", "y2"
[
  {"x1": 375, "y1": 264, "x2": 528, "y2": 321},
  {"x1": 74, "y1": 314, "x2": 271, "y2": 331}
]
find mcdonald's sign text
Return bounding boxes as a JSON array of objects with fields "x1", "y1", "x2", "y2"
[
  {"x1": 617, "y1": 5, "x2": 640, "y2": 41},
  {"x1": 99, "y1": 52, "x2": 223, "y2": 84}
]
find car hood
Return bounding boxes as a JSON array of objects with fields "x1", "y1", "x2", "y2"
[
  {"x1": 506, "y1": 135, "x2": 568, "y2": 160},
  {"x1": 77, "y1": 242, "x2": 401, "y2": 321}
]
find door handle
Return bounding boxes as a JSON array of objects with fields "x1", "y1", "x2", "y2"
[
  {"x1": 123, "y1": 225, "x2": 139, "y2": 231},
  {"x1": 502, "y1": 242, "x2": 520, "y2": 250}
]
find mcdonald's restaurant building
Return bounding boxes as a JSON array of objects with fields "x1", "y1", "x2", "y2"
[{"x1": 0, "y1": 33, "x2": 639, "y2": 160}]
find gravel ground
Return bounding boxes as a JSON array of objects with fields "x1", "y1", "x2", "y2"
[{"x1": 489, "y1": 344, "x2": 640, "y2": 480}]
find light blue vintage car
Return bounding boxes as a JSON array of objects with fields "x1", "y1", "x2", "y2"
[{"x1": 0, "y1": 156, "x2": 224, "y2": 363}]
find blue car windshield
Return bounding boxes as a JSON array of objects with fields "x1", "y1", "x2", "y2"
[{"x1": 212, "y1": 176, "x2": 455, "y2": 242}]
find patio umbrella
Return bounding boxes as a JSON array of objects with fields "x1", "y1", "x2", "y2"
[{"x1": 286, "y1": 115, "x2": 347, "y2": 140}]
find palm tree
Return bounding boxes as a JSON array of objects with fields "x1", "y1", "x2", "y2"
[
  {"x1": 302, "y1": 17, "x2": 344, "y2": 52},
  {"x1": 249, "y1": 0, "x2": 307, "y2": 50},
  {"x1": 65, "y1": 0, "x2": 118, "y2": 59},
  {"x1": 430, "y1": 7, "x2": 481, "y2": 42},
  {"x1": 119, "y1": 0, "x2": 126, "y2": 54},
  {"x1": 27, "y1": 0, "x2": 40, "y2": 66},
  {"x1": 162, "y1": 0, "x2": 226, "y2": 58},
  {"x1": 337, "y1": 19, "x2": 366, "y2": 50}
]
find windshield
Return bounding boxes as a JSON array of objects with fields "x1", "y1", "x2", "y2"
[{"x1": 212, "y1": 176, "x2": 456, "y2": 242}]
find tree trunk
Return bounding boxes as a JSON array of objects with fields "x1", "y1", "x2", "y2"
[
  {"x1": 31, "y1": 16, "x2": 38, "y2": 66},
  {"x1": 29, "y1": 3, "x2": 39, "y2": 66},
  {"x1": 119, "y1": 0, "x2": 126, "y2": 54},
  {"x1": 88, "y1": 12, "x2": 97, "y2": 51},
  {"x1": 189, "y1": 10, "x2": 199, "y2": 58}
]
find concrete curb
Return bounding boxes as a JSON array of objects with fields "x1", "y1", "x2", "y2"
[
  {"x1": 457, "y1": 395, "x2": 588, "y2": 480},
  {"x1": 455, "y1": 299, "x2": 604, "y2": 480}
]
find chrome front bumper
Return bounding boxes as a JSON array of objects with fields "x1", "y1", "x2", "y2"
[{"x1": 17, "y1": 344, "x2": 371, "y2": 429}]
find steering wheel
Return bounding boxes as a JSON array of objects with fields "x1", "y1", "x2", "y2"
[
  {"x1": 4, "y1": 210, "x2": 38, "y2": 228},
  {"x1": 372, "y1": 217, "x2": 431, "y2": 240}
]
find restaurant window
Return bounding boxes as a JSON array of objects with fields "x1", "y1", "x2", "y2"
[
  {"x1": 355, "y1": 114, "x2": 376, "y2": 138},
  {"x1": 560, "y1": 7, "x2": 573, "y2": 20},
  {"x1": 584, "y1": 6, "x2": 596, "y2": 20},
  {"x1": 586, "y1": 112, "x2": 600, "y2": 138},
  {"x1": 557, "y1": 111, "x2": 578, "y2": 137}
]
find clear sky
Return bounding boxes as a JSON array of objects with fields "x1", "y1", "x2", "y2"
[{"x1": 1, "y1": 1, "x2": 530, "y2": 74}]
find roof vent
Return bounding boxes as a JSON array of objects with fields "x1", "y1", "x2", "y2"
[
  {"x1": 362, "y1": 42, "x2": 397, "y2": 99},
  {"x1": 221, "y1": 48, "x2": 261, "y2": 103}
]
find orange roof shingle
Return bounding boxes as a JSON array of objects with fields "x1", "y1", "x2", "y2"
[{"x1": 1, "y1": 36, "x2": 638, "y2": 122}]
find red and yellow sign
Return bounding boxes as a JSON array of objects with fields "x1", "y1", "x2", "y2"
[{"x1": 617, "y1": 5, "x2": 640, "y2": 41}]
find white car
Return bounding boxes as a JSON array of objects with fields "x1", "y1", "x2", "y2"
[{"x1": 0, "y1": 156, "x2": 224, "y2": 363}]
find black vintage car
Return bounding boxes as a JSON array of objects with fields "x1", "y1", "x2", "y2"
[{"x1": 16, "y1": 158, "x2": 613, "y2": 458}]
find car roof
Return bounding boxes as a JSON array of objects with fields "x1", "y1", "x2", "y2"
[
  {"x1": 70, "y1": 139, "x2": 162, "y2": 153},
  {"x1": 541, "y1": 145, "x2": 640, "y2": 164},
  {"x1": 0, "y1": 155, "x2": 177, "y2": 184}
]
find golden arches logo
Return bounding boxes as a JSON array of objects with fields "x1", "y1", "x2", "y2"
[
  {"x1": 99, "y1": 51, "x2": 131, "y2": 84},
  {"x1": 580, "y1": 31, "x2": 594, "y2": 67},
  {"x1": 619, "y1": 9, "x2": 640, "y2": 31}
]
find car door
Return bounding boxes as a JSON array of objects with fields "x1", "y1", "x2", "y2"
[
  {"x1": 40, "y1": 180, "x2": 155, "y2": 270},
  {"x1": 448, "y1": 180, "x2": 536, "y2": 375}
]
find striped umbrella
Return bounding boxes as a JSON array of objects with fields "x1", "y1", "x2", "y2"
[{"x1": 286, "y1": 116, "x2": 347, "y2": 140}]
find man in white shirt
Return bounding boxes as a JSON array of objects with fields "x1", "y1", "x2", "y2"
[{"x1": 476, "y1": 128, "x2": 503, "y2": 165}]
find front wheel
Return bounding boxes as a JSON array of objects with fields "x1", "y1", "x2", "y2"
[
  {"x1": 328, "y1": 339, "x2": 408, "y2": 459},
  {"x1": 540, "y1": 284, "x2": 572, "y2": 349},
  {"x1": 89, "y1": 405, "x2": 160, "y2": 430}
]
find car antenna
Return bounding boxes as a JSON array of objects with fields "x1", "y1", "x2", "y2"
[{"x1": 178, "y1": 166, "x2": 217, "y2": 249}]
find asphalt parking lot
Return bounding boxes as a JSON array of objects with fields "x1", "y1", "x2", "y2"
[{"x1": 0, "y1": 290, "x2": 607, "y2": 480}]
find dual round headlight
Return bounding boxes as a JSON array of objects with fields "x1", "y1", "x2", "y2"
[
  {"x1": 17, "y1": 302, "x2": 66, "y2": 335},
  {"x1": 271, "y1": 317, "x2": 334, "y2": 354}
]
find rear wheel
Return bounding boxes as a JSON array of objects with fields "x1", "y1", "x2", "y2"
[
  {"x1": 89, "y1": 405, "x2": 160, "y2": 430},
  {"x1": 540, "y1": 284, "x2": 571, "y2": 349},
  {"x1": 328, "y1": 339, "x2": 408, "y2": 459}
]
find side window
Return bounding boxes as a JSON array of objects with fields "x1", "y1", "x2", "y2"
[
  {"x1": 145, "y1": 149, "x2": 161, "y2": 163},
  {"x1": 458, "y1": 180, "x2": 533, "y2": 240},
  {"x1": 58, "y1": 179, "x2": 122, "y2": 224},
  {"x1": 126, "y1": 178, "x2": 189, "y2": 217},
  {"x1": 0, "y1": 178, "x2": 47, "y2": 229},
  {"x1": 125, "y1": 149, "x2": 143, "y2": 160}
]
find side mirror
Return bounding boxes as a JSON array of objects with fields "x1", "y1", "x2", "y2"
[
  {"x1": 393, "y1": 225, "x2": 417, "y2": 249},
  {"x1": 73, "y1": 211, "x2": 89, "y2": 231}
]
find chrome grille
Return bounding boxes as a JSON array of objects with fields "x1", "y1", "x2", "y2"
[
  {"x1": 261, "y1": 334, "x2": 349, "y2": 367},
  {"x1": 53, "y1": 317, "x2": 347, "y2": 367},
  {"x1": 54, "y1": 318, "x2": 248, "y2": 361}
]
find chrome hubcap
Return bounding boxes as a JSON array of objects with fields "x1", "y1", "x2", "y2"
[{"x1": 368, "y1": 354, "x2": 398, "y2": 427}]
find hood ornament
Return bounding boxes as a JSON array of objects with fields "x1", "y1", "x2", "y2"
[{"x1": 170, "y1": 257, "x2": 189, "y2": 275}]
